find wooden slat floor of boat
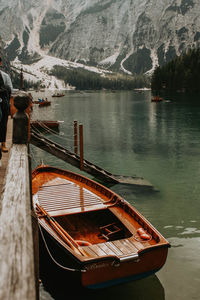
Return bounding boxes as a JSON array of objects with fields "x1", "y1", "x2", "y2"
[
  {"x1": 84, "y1": 238, "x2": 138, "y2": 258},
  {"x1": 37, "y1": 177, "x2": 107, "y2": 214}
]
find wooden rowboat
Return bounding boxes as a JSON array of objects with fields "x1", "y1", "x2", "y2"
[
  {"x1": 52, "y1": 93, "x2": 65, "y2": 97},
  {"x1": 39, "y1": 101, "x2": 51, "y2": 107},
  {"x1": 32, "y1": 165, "x2": 170, "y2": 289}
]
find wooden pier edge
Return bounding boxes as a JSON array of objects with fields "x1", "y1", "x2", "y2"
[{"x1": 0, "y1": 92, "x2": 39, "y2": 300}]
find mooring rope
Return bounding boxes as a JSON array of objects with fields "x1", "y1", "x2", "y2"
[
  {"x1": 38, "y1": 221, "x2": 86, "y2": 273},
  {"x1": 31, "y1": 122, "x2": 74, "y2": 145},
  {"x1": 36, "y1": 121, "x2": 61, "y2": 136}
]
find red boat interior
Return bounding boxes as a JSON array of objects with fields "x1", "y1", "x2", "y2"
[{"x1": 54, "y1": 209, "x2": 132, "y2": 245}]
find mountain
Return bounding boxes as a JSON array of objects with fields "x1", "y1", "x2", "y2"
[
  {"x1": 0, "y1": 0, "x2": 200, "y2": 87},
  {"x1": 0, "y1": 37, "x2": 11, "y2": 73}
]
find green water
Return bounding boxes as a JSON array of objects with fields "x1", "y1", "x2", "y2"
[{"x1": 31, "y1": 90, "x2": 200, "y2": 300}]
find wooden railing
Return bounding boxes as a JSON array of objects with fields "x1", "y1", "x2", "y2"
[{"x1": 0, "y1": 92, "x2": 39, "y2": 299}]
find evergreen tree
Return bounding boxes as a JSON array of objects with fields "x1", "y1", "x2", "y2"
[
  {"x1": 151, "y1": 48, "x2": 200, "y2": 94},
  {"x1": 50, "y1": 66, "x2": 150, "y2": 90}
]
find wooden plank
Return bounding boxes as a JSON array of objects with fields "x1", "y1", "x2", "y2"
[
  {"x1": 112, "y1": 240, "x2": 133, "y2": 255},
  {"x1": 83, "y1": 246, "x2": 99, "y2": 257},
  {"x1": 129, "y1": 236, "x2": 145, "y2": 251},
  {"x1": 121, "y1": 239, "x2": 138, "y2": 252},
  {"x1": 106, "y1": 242, "x2": 124, "y2": 256},
  {"x1": 39, "y1": 195, "x2": 102, "y2": 204},
  {"x1": 45, "y1": 205, "x2": 106, "y2": 216},
  {"x1": 40, "y1": 200, "x2": 102, "y2": 208},
  {"x1": 40, "y1": 197, "x2": 102, "y2": 206},
  {"x1": 39, "y1": 185, "x2": 103, "y2": 200},
  {"x1": 0, "y1": 144, "x2": 36, "y2": 300},
  {"x1": 39, "y1": 193, "x2": 102, "y2": 202},
  {"x1": 97, "y1": 243, "x2": 116, "y2": 256},
  {"x1": 40, "y1": 201, "x2": 105, "y2": 211},
  {"x1": 88, "y1": 244, "x2": 107, "y2": 257}
]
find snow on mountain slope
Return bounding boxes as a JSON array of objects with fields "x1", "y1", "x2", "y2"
[
  {"x1": 1, "y1": 0, "x2": 200, "y2": 81},
  {"x1": 13, "y1": 54, "x2": 112, "y2": 90}
]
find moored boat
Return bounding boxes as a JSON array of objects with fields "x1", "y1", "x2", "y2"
[
  {"x1": 31, "y1": 120, "x2": 60, "y2": 130},
  {"x1": 32, "y1": 165, "x2": 170, "y2": 289},
  {"x1": 151, "y1": 96, "x2": 163, "y2": 102}
]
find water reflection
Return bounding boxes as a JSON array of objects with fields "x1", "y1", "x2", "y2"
[
  {"x1": 40, "y1": 275, "x2": 165, "y2": 300},
  {"x1": 159, "y1": 237, "x2": 200, "y2": 300}
]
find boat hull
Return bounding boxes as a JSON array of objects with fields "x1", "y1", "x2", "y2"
[
  {"x1": 39, "y1": 101, "x2": 51, "y2": 107},
  {"x1": 39, "y1": 226, "x2": 168, "y2": 289},
  {"x1": 151, "y1": 96, "x2": 163, "y2": 102},
  {"x1": 52, "y1": 94, "x2": 65, "y2": 97},
  {"x1": 31, "y1": 120, "x2": 59, "y2": 130},
  {"x1": 82, "y1": 247, "x2": 168, "y2": 289}
]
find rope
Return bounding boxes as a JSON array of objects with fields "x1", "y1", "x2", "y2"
[
  {"x1": 31, "y1": 121, "x2": 75, "y2": 145},
  {"x1": 34, "y1": 121, "x2": 61, "y2": 136},
  {"x1": 31, "y1": 120, "x2": 99, "y2": 150},
  {"x1": 31, "y1": 128, "x2": 75, "y2": 154},
  {"x1": 38, "y1": 221, "x2": 86, "y2": 273},
  {"x1": 31, "y1": 124, "x2": 44, "y2": 135}
]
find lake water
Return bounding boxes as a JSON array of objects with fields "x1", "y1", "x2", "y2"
[{"x1": 31, "y1": 90, "x2": 200, "y2": 300}]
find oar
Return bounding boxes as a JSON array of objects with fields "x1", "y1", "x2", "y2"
[{"x1": 36, "y1": 203, "x2": 87, "y2": 256}]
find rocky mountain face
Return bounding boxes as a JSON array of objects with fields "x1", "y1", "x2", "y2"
[
  {"x1": 0, "y1": 0, "x2": 200, "y2": 74},
  {"x1": 0, "y1": 37, "x2": 11, "y2": 74}
]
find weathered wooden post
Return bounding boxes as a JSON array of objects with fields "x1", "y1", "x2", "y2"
[
  {"x1": 79, "y1": 124, "x2": 84, "y2": 170},
  {"x1": 0, "y1": 91, "x2": 38, "y2": 300},
  {"x1": 74, "y1": 120, "x2": 78, "y2": 155},
  {"x1": 12, "y1": 92, "x2": 29, "y2": 143}
]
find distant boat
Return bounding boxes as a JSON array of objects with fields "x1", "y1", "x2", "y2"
[
  {"x1": 151, "y1": 96, "x2": 163, "y2": 102},
  {"x1": 52, "y1": 93, "x2": 65, "y2": 97},
  {"x1": 38, "y1": 100, "x2": 51, "y2": 107},
  {"x1": 32, "y1": 164, "x2": 170, "y2": 289}
]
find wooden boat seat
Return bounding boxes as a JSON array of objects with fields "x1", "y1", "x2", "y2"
[
  {"x1": 83, "y1": 238, "x2": 139, "y2": 258},
  {"x1": 37, "y1": 178, "x2": 110, "y2": 216}
]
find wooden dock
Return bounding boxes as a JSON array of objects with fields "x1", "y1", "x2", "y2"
[
  {"x1": 0, "y1": 93, "x2": 39, "y2": 300},
  {"x1": 0, "y1": 116, "x2": 12, "y2": 195}
]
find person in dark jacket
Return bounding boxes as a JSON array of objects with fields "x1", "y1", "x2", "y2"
[
  {"x1": 0, "y1": 102, "x2": 2, "y2": 166},
  {"x1": 0, "y1": 56, "x2": 13, "y2": 153}
]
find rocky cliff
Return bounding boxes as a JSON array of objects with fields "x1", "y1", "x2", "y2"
[{"x1": 0, "y1": 0, "x2": 199, "y2": 74}]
